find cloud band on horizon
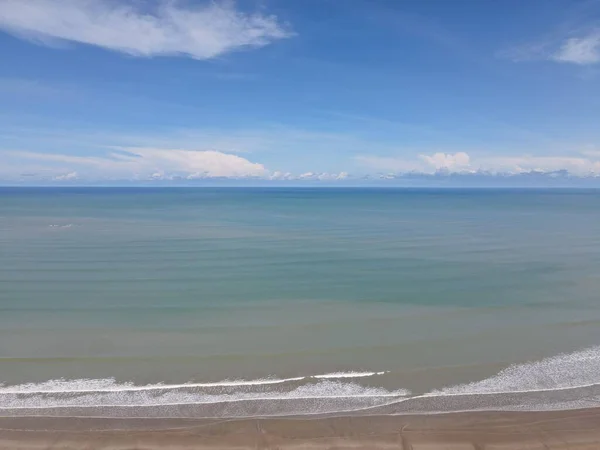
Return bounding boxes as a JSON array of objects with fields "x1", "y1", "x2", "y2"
[{"x1": 4, "y1": 147, "x2": 600, "y2": 183}]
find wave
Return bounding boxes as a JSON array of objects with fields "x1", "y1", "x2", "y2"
[
  {"x1": 431, "y1": 345, "x2": 600, "y2": 396},
  {"x1": 0, "y1": 377, "x2": 307, "y2": 394},
  {"x1": 0, "y1": 375, "x2": 408, "y2": 417},
  {"x1": 0, "y1": 371, "x2": 404, "y2": 417},
  {"x1": 313, "y1": 371, "x2": 387, "y2": 379},
  {"x1": 0, "y1": 380, "x2": 407, "y2": 409},
  {"x1": 2, "y1": 347, "x2": 600, "y2": 418},
  {"x1": 0, "y1": 371, "x2": 388, "y2": 394},
  {"x1": 366, "y1": 345, "x2": 600, "y2": 416}
]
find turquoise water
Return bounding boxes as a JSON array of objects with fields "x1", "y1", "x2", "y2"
[{"x1": 2, "y1": 188, "x2": 600, "y2": 417}]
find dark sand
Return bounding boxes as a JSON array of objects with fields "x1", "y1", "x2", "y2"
[{"x1": 2, "y1": 409, "x2": 600, "y2": 449}]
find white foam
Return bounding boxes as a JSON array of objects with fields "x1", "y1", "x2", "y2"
[
  {"x1": 4, "y1": 347, "x2": 600, "y2": 418},
  {"x1": 432, "y1": 345, "x2": 600, "y2": 396},
  {"x1": 0, "y1": 371, "x2": 388, "y2": 395},
  {"x1": 0, "y1": 380, "x2": 409, "y2": 410},
  {"x1": 0, "y1": 377, "x2": 307, "y2": 394},
  {"x1": 313, "y1": 371, "x2": 387, "y2": 379}
]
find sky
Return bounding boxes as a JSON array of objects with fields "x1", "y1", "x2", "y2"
[{"x1": 0, "y1": 0, "x2": 600, "y2": 185}]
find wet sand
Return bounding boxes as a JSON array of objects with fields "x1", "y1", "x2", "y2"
[{"x1": 2, "y1": 408, "x2": 600, "y2": 449}]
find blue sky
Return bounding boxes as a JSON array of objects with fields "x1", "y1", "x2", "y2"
[{"x1": 1, "y1": 0, "x2": 600, "y2": 184}]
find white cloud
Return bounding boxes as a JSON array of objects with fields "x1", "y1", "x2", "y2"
[
  {"x1": 295, "y1": 172, "x2": 347, "y2": 180},
  {"x1": 552, "y1": 31, "x2": 600, "y2": 64},
  {"x1": 481, "y1": 155, "x2": 600, "y2": 175},
  {"x1": 0, "y1": 123, "x2": 404, "y2": 182},
  {"x1": 357, "y1": 151, "x2": 600, "y2": 176},
  {"x1": 268, "y1": 171, "x2": 349, "y2": 181},
  {"x1": 3, "y1": 147, "x2": 353, "y2": 182},
  {"x1": 316, "y1": 172, "x2": 345, "y2": 181},
  {"x1": 6, "y1": 147, "x2": 600, "y2": 183},
  {"x1": 269, "y1": 171, "x2": 294, "y2": 180},
  {"x1": 53, "y1": 171, "x2": 78, "y2": 181},
  {"x1": 0, "y1": 0, "x2": 291, "y2": 60},
  {"x1": 121, "y1": 147, "x2": 267, "y2": 178},
  {"x1": 502, "y1": 29, "x2": 600, "y2": 66},
  {"x1": 8, "y1": 147, "x2": 268, "y2": 179},
  {"x1": 420, "y1": 152, "x2": 470, "y2": 171}
]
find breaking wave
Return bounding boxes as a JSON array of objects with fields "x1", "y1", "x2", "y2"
[
  {"x1": 0, "y1": 371, "x2": 405, "y2": 418},
  {"x1": 431, "y1": 346, "x2": 600, "y2": 395},
  {"x1": 2, "y1": 347, "x2": 600, "y2": 418}
]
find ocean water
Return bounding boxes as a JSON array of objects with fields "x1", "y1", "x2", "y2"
[{"x1": 2, "y1": 187, "x2": 600, "y2": 417}]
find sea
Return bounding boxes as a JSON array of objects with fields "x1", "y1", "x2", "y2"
[{"x1": 2, "y1": 187, "x2": 600, "y2": 418}]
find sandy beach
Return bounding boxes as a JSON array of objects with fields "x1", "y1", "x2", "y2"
[{"x1": 2, "y1": 408, "x2": 600, "y2": 449}]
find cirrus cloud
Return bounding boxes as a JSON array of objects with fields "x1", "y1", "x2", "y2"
[
  {"x1": 552, "y1": 31, "x2": 600, "y2": 65},
  {"x1": 501, "y1": 28, "x2": 600, "y2": 66},
  {"x1": 0, "y1": 0, "x2": 292, "y2": 60}
]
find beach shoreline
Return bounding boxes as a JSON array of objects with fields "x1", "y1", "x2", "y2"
[
  {"x1": 4, "y1": 189, "x2": 600, "y2": 448},
  {"x1": 2, "y1": 408, "x2": 600, "y2": 449}
]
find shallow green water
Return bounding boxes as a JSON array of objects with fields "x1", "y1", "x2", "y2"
[{"x1": 2, "y1": 188, "x2": 600, "y2": 417}]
